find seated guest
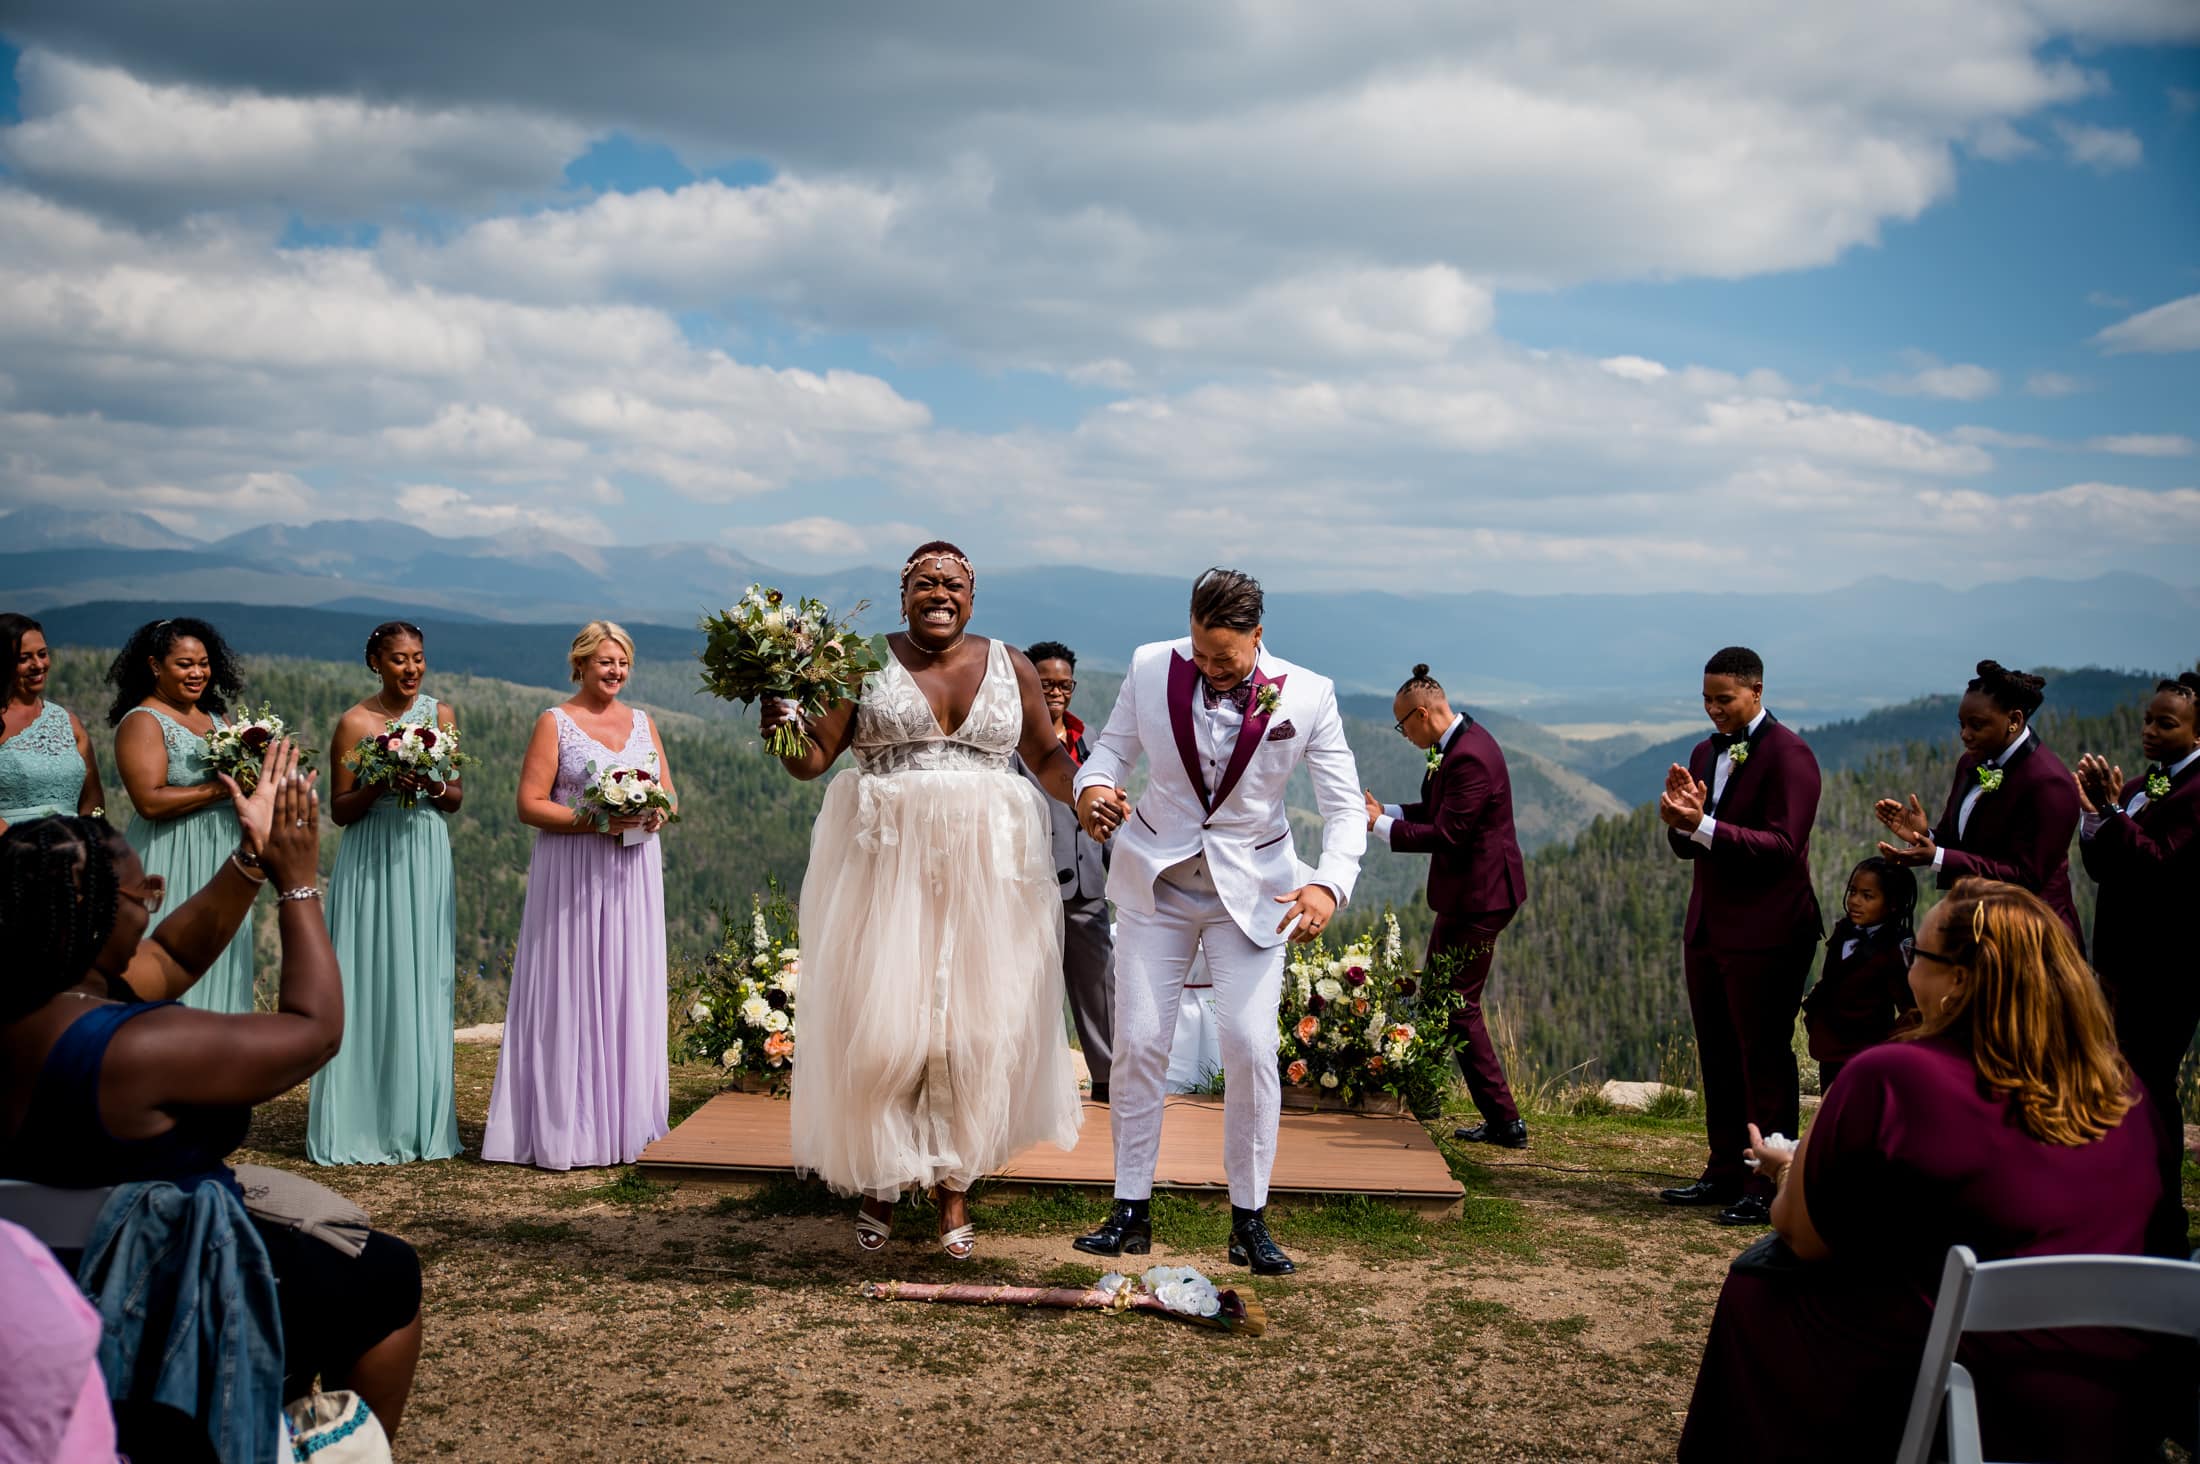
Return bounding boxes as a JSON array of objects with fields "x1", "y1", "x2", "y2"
[
  {"x1": 1680, "y1": 879, "x2": 2178, "y2": 1464},
  {"x1": 0, "y1": 745, "x2": 423, "y2": 1441},
  {"x1": 1363, "y1": 664, "x2": 1528, "y2": 1146},
  {"x1": 1012, "y1": 641, "x2": 1114, "y2": 1102},
  {"x1": 1876, "y1": 659, "x2": 2083, "y2": 947},
  {"x1": 2076, "y1": 666, "x2": 2200, "y2": 1257},
  {"x1": 1800, "y1": 855, "x2": 1917, "y2": 1094}
]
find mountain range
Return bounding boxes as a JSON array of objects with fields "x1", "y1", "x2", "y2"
[{"x1": 6, "y1": 505, "x2": 2194, "y2": 718}]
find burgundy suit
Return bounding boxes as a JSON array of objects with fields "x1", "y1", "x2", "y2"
[
  {"x1": 1930, "y1": 734, "x2": 2083, "y2": 947},
  {"x1": 1668, "y1": 716, "x2": 1823, "y2": 1197},
  {"x1": 2082, "y1": 758, "x2": 2200, "y2": 1255},
  {"x1": 1393, "y1": 718, "x2": 1528, "y2": 1124},
  {"x1": 1802, "y1": 925, "x2": 1914, "y2": 1093}
]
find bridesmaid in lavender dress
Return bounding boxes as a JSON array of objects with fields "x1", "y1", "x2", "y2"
[{"x1": 484, "y1": 621, "x2": 676, "y2": 1170}]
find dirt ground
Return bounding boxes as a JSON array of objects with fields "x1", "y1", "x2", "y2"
[{"x1": 231, "y1": 1047, "x2": 1792, "y2": 1462}]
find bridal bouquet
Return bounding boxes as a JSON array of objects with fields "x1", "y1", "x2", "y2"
[
  {"x1": 697, "y1": 585, "x2": 882, "y2": 757},
  {"x1": 203, "y1": 704, "x2": 315, "y2": 794},
  {"x1": 345, "y1": 718, "x2": 474, "y2": 808},
  {"x1": 680, "y1": 888, "x2": 800, "y2": 1090},
  {"x1": 576, "y1": 757, "x2": 676, "y2": 838},
  {"x1": 1277, "y1": 912, "x2": 1466, "y2": 1118}
]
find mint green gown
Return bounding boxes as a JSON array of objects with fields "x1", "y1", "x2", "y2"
[
  {"x1": 308, "y1": 694, "x2": 461, "y2": 1165},
  {"x1": 0, "y1": 701, "x2": 86, "y2": 825},
  {"x1": 122, "y1": 706, "x2": 255, "y2": 1013}
]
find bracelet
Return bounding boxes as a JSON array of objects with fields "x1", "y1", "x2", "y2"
[
  {"x1": 277, "y1": 886, "x2": 321, "y2": 903},
  {"x1": 229, "y1": 852, "x2": 269, "y2": 883}
]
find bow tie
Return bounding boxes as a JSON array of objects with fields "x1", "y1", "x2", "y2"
[
  {"x1": 2148, "y1": 763, "x2": 2172, "y2": 780},
  {"x1": 1202, "y1": 679, "x2": 1254, "y2": 713},
  {"x1": 1711, "y1": 729, "x2": 1748, "y2": 750}
]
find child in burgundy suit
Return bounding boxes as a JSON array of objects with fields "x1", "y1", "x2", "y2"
[
  {"x1": 1656, "y1": 646, "x2": 1823, "y2": 1227},
  {"x1": 1802, "y1": 855, "x2": 1918, "y2": 1094}
]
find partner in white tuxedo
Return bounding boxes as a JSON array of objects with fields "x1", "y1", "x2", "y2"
[{"x1": 1069, "y1": 568, "x2": 1364, "y2": 1276}]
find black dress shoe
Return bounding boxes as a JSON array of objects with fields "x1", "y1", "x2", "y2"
[
  {"x1": 1227, "y1": 1208, "x2": 1296, "y2": 1276},
  {"x1": 1088, "y1": 1081, "x2": 1109, "y2": 1105},
  {"x1": 1714, "y1": 1195, "x2": 1773, "y2": 1227},
  {"x1": 1071, "y1": 1201, "x2": 1151, "y2": 1257},
  {"x1": 1453, "y1": 1119, "x2": 1529, "y2": 1149},
  {"x1": 1658, "y1": 1180, "x2": 1742, "y2": 1206}
]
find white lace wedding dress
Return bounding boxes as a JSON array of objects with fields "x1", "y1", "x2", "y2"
[{"x1": 791, "y1": 639, "x2": 1083, "y2": 1199}]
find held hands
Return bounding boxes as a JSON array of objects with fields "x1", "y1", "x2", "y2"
[
  {"x1": 1363, "y1": 789, "x2": 1382, "y2": 832},
  {"x1": 224, "y1": 738, "x2": 302, "y2": 858},
  {"x1": 1873, "y1": 794, "x2": 1936, "y2": 866},
  {"x1": 1275, "y1": 884, "x2": 1337, "y2": 943},
  {"x1": 1656, "y1": 764, "x2": 1707, "y2": 833},
  {"x1": 1076, "y1": 785, "x2": 1129, "y2": 842},
  {"x1": 2073, "y1": 753, "x2": 2123, "y2": 814}
]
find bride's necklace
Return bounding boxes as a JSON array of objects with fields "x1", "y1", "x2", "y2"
[{"x1": 908, "y1": 632, "x2": 967, "y2": 658}]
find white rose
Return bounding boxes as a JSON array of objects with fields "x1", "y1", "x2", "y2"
[
  {"x1": 740, "y1": 996, "x2": 771, "y2": 1027},
  {"x1": 1315, "y1": 978, "x2": 1344, "y2": 1003},
  {"x1": 778, "y1": 947, "x2": 800, "y2": 964},
  {"x1": 774, "y1": 970, "x2": 798, "y2": 996},
  {"x1": 688, "y1": 1002, "x2": 711, "y2": 1023},
  {"x1": 720, "y1": 1046, "x2": 741, "y2": 1068},
  {"x1": 763, "y1": 1009, "x2": 790, "y2": 1033},
  {"x1": 1319, "y1": 1071, "x2": 1340, "y2": 1089}
]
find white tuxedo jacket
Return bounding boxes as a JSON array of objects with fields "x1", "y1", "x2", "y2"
[{"x1": 1074, "y1": 638, "x2": 1364, "y2": 948}]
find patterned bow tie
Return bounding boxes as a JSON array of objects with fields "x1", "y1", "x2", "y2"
[{"x1": 1202, "y1": 679, "x2": 1254, "y2": 713}]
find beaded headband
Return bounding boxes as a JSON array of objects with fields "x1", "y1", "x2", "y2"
[{"x1": 900, "y1": 551, "x2": 975, "y2": 590}]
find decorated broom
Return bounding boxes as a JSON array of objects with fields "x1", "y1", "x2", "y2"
[{"x1": 860, "y1": 1265, "x2": 1267, "y2": 1336}]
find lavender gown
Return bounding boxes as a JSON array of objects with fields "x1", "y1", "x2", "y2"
[{"x1": 483, "y1": 706, "x2": 669, "y2": 1170}]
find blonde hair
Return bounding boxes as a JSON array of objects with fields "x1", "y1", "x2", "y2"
[
  {"x1": 568, "y1": 620, "x2": 636, "y2": 683},
  {"x1": 1907, "y1": 878, "x2": 2134, "y2": 1146}
]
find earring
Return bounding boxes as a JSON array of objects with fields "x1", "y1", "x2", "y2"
[{"x1": 1938, "y1": 993, "x2": 1957, "y2": 1014}]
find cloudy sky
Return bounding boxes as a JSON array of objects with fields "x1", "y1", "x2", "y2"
[{"x1": 1, "y1": 2, "x2": 2195, "y2": 593}]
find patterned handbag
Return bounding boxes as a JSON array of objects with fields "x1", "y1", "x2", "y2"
[{"x1": 285, "y1": 1389, "x2": 391, "y2": 1462}]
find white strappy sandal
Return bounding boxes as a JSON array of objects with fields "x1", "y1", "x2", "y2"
[
  {"x1": 939, "y1": 1223, "x2": 976, "y2": 1262},
  {"x1": 855, "y1": 1207, "x2": 893, "y2": 1252}
]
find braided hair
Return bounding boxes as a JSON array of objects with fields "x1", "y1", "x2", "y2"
[
  {"x1": 104, "y1": 617, "x2": 244, "y2": 726},
  {"x1": 1398, "y1": 663, "x2": 1443, "y2": 699},
  {"x1": 0, "y1": 612, "x2": 43, "y2": 705},
  {"x1": 364, "y1": 619, "x2": 423, "y2": 669},
  {"x1": 2153, "y1": 666, "x2": 2200, "y2": 704},
  {"x1": 1967, "y1": 659, "x2": 2045, "y2": 717},
  {"x1": 0, "y1": 816, "x2": 123, "y2": 1021},
  {"x1": 1845, "y1": 854, "x2": 1919, "y2": 941}
]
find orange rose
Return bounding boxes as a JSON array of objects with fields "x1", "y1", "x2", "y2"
[
  {"x1": 764, "y1": 1031, "x2": 795, "y2": 1066},
  {"x1": 1295, "y1": 1016, "x2": 1320, "y2": 1043},
  {"x1": 1352, "y1": 997, "x2": 1370, "y2": 1016},
  {"x1": 1286, "y1": 1059, "x2": 1309, "y2": 1086},
  {"x1": 1368, "y1": 1056, "x2": 1386, "y2": 1073}
]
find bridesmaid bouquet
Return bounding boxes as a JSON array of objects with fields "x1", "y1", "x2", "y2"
[
  {"x1": 202, "y1": 704, "x2": 315, "y2": 794},
  {"x1": 576, "y1": 758, "x2": 676, "y2": 839},
  {"x1": 697, "y1": 585, "x2": 882, "y2": 757},
  {"x1": 346, "y1": 719, "x2": 474, "y2": 808}
]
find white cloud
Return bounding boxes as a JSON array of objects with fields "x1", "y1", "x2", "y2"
[
  {"x1": 2089, "y1": 433, "x2": 2196, "y2": 457},
  {"x1": 2023, "y1": 371, "x2": 2086, "y2": 397},
  {"x1": 2052, "y1": 120, "x2": 2143, "y2": 172},
  {"x1": 1859, "y1": 353, "x2": 2001, "y2": 401},
  {"x1": 0, "y1": 51, "x2": 587, "y2": 225},
  {"x1": 2093, "y1": 293, "x2": 2200, "y2": 355},
  {"x1": 1967, "y1": 120, "x2": 2039, "y2": 160},
  {"x1": 741, "y1": 516, "x2": 931, "y2": 564},
  {"x1": 390, "y1": 483, "x2": 612, "y2": 540}
]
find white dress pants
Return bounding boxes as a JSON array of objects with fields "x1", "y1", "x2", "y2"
[{"x1": 1109, "y1": 875, "x2": 1285, "y2": 1209}]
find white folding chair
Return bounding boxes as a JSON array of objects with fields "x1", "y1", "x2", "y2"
[
  {"x1": 0, "y1": 1178, "x2": 114, "y2": 1251},
  {"x1": 1894, "y1": 1244, "x2": 2200, "y2": 1464}
]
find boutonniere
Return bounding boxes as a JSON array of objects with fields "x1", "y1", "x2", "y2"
[
  {"x1": 1425, "y1": 745, "x2": 1444, "y2": 773},
  {"x1": 1253, "y1": 684, "x2": 1282, "y2": 718},
  {"x1": 1726, "y1": 743, "x2": 1750, "y2": 766},
  {"x1": 1975, "y1": 766, "x2": 2004, "y2": 794},
  {"x1": 2146, "y1": 771, "x2": 2173, "y2": 799}
]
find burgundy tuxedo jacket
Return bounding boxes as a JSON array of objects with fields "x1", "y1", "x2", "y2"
[
  {"x1": 2081, "y1": 762, "x2": 2200, "y2": 1023},
  {"x1": 1930, "y1": 736, "x2": 2082, "y2": 943},
  {"x1": 1392, "y1": 718, "x2": 1527, "y2": 919},
  {"x1": 1803, "y1": 926, "x2": 1915, "y2": 1064},
  {"x1": 1668, "y1": 717, "x2": 1823, "y2": 950}
]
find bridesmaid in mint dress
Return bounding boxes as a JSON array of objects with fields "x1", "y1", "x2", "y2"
[
  {"x1": 108, "y1": 617, "x2": 257, "y2": 1013},
  {"x1": 0, "y1": 614, "x2": 106, "y2": 832},
  {"x1": 310, "y1": 621, "x2": 464, "y2": 1165}
]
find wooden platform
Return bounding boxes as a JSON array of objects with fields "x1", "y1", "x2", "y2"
[{"x1": 640, "y1": 1093, "x2": 1465, "y2": 1214}]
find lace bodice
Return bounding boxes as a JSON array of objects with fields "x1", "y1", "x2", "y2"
[
  {"x1": 549, "y1": 704, "x2": 652, "y2": 805},
  {"x1": 852, "y1": 640, "x2": 1023, "y2": 776},
  {"x1": 121, "y1": 705, "x2": 227, "y2": 788},
  {"x1": 0, "y1": 701, "x2": 85, "y2": 818}
]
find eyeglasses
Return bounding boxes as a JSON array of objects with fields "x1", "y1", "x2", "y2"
[
  {"x1": 1901, "y1": 939, "x2": 1958, "y2": 970},
  {"x1": 1039, "y1": 679, "x2": 1077, "y2": 695},
  {"x1": 117, "y1": 875, "x2": 167, "y2": 914},
  {"x1": 1394, "y1": 707, "x2": 1425, "y2": 738}
]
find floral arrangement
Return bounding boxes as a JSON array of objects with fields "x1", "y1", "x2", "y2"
[
  {"x1": 203, "y1": 704, "x2": 315, "y2": 793},
  {"x1": 862, "y1": 1263, "x2": 1266, "y2": 1335},
  {"x1": 345, "y1": 718, "x2": 473, "y2": 809},
  {"x1": 576, "y1": 758, "x2": 677, "y2": 833},
  {"x1": 697, "y1": 585, "x2": 883, "y2": 757},
  {"x1": 1277, "y1": 912, "x2": 1468, "y2": 1118},
  {"x1": 680, "y1": 889, "x2": 800, "y2": 1089}
]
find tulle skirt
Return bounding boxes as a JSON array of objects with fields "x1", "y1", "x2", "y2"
[{"x1": 791, "y1": 767, "x2": 1083, "y2": 1199}]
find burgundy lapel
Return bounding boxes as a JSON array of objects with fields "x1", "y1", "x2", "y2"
[
  {"x1": 1211, "y1": 667, "x2": 1285, "y2": 814},
  {"x1": 1167, "y1": 652, "x2": 1211, "y2": 809}
]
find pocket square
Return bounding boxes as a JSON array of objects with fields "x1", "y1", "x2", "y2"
[{"x1": 1265, "y1": 719, "x2": 1297, "y2": 741}]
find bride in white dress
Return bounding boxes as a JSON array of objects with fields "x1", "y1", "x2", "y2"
[{"x1": 763, "y1": 542, "x2": 1084, "y2": 1258}]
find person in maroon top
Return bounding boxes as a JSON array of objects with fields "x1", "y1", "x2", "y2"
[
  {"x1": 1364, "y1": 665, "x2": 1528, "y2": 1146},
  {"x1": 1656, "y1": 646, "x2": 1823, "y2": 1226},
  {"x1": 1680, "y1": 880, "x2": 2183, "y2": 1464},
  {"x1": 1875, "y1": 659, "x2": 2083, "y2": 947},
  {"x1": 2076, "y1": 667, "x2": 2200, "y2": 1257},
  {"x1": 1802, "y1": 855, "x2": 1919, "y2": 1094}
]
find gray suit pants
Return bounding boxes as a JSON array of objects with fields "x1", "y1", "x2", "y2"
[{"x1": 1062, "y1": 894, "x2": 1116, "y2": 1087}]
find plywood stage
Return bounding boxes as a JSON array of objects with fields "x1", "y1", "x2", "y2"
[{"x1": 640, "y1": 1093, "x2": 1464, "y2": 1213}]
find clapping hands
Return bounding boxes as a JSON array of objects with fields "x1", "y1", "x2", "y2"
[
  {"x1": 2073, "y1": 753, "x2": 2123, "y2": 815},
  {"x1": 1873, "y1": 794, "x2": 1936, "y2": 866},
  {"x1": 1656, "y1": 763, "x2": 1707, "y2": 833}
]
